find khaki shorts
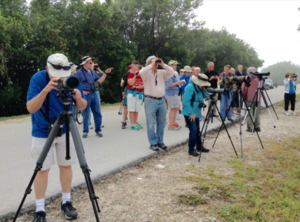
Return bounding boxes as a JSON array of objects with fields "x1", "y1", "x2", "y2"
[
  {"x1": 31, "y1": 135, "x2": 77, "y2": 171},
  {"x1": 165, "y1": 95, "x2": 180, "y2": 109},
  {"x1": 127, "y1": 93, "x2": 143, "y2": 112}
]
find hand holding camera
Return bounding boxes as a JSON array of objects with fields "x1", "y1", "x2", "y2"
[{"x1": 44, "y1": 76, "x2": 60, "y2": 93}]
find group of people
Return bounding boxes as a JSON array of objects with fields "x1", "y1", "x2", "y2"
[{"x1": 26, "y1": 51, "x2": 269, "y2": 222}]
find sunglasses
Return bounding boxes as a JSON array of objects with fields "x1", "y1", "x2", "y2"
[
  {"x1": 155, "y1": 75, "x2": 158, "y2": 86},
  {"x1": 48, "y1": 61, "x2": 72, "y2": 71}
]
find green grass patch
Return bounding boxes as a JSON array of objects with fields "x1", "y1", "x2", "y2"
[
  {"x1": 0, "y1": 114, "x2": 30, "y2": 122},
  {"x1": 179, "y1": 135, "x2": 300, "y2": 221}
]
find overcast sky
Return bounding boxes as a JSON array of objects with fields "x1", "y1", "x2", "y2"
[{"x1": 26, "y1": 0, "x2": 299, "y2": 69}]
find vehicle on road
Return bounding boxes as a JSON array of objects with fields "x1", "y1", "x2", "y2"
[{"x1": 264, "y1": 79, "x2": 274, "y2": 89}]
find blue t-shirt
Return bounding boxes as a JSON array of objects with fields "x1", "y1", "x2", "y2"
[
  {"x1": 27, "y1": 70, "x2": 86, "y2": 138},
  {"x1": 180, "y1": 74, "x2": 191, "y2": 95},
  {"x1": 75, "y1": 68, "x2": 100, "y2": 91},
  {"x1": 289, "y1": 81, "x2": 295, "y2": 94},
  {"x1": 165, "y1": 75, "x2": 180, "y2": 95}
]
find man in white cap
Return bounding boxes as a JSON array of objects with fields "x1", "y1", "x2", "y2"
[
  {"x1": 182, "y1": 73, "x2": 211, "y2": 156},
  {"x1": 75, "y1": 56, "x2": 113, "y2": 138},
  {"x1": 139, "y1": 56, "x2": 174, "y2": 151},
  {"x1": 26, "y1": 53, "x2": 87, "y2": 221}
]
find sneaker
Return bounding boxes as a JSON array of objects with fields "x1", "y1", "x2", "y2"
[
  {"x1": 96, "y1": 131, "x2": 103, "y2": 137},
  {"x1": 189, "y1": 151, "x2": 199, "y2": 157},
  {"x1": 157, "y1": 143, "x2": 167, "y2": 150},
  {"x1": 82, "y1": 132, "x2": 88, "y2": 138},
  {"x1": 90, "y1": 126, "x2": 93, "y2": 129},
  {"x1": 137, "y1": 123, "x2": 143, "y2": 129},
  {"x1": 169, "y1": 124, "x2": 181, "y2": 131},
  {"x1": 255, "y1": 127, "x2": 261, "y2": 132},
  {"x1": 121, "y1": 122, "x2": 126, "y2": 129},
  {"x1": 213, "y1": 114, "x2": 219, "y2": 117},
  {"x1": 131, "y1": 125, "x2": 140, "y2": 130},
  {"x1": 200, "y1": 115, "x2": 205, "y2": 121},
  {"x1": 32, "y1": 211, "x2": 46, "y2": 222},
  {"x1": 61, "y1": 201, "x2": 78, "y2": 220},
  {"x1": 173, "y1": 123, "x2": 182, "y2": 129},
  {"x1": 149, "y1": 145, "x2": 159, "y2": 151},
  {"x1": 292, "y1": 111, "x2": 297, "y2": 116},
  {"x1": 196, "y1": 146, "x2": 210, "y2": 152},
  {"x1": 227, "y1": 118, "x2": 234, "y2": 122},
  {"x1": 285, "y1": 111, "x2": 290, "y2": 116}
]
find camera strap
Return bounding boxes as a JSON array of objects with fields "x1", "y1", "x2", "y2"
[{"x1": 40, "y1": 72, "x2": 50, "y2": 122}]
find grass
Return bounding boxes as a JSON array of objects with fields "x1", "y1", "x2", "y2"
[
  {"x1": 179, "y1": 136, "x2": 300, "y2": 221},
  {"x1": 0, "y1": 114, "x2": 30, "y2": 122}
]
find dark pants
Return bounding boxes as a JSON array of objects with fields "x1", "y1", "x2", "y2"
[
  {"x1": 284, "y1": 93, "x2": 295, "y2": 111},
  {"x1": 184, "y1": 115, "x2": 203, "y2": 153}
]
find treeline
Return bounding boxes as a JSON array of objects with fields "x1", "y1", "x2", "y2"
[
  {"x1": 261, "y1": 61, "x2": 300, "y2": 85},
  {"x1": 0, "y1": 0, "x2": 263, "y2": 117}
]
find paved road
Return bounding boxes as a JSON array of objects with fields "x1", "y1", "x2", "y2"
[{"x1": 0, "y1": 85, "x2": 298, "y2": 218}]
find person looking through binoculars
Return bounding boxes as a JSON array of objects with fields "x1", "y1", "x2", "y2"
[
  {"x1": 26, "y1": 53, "x2": 87, "y2": 221},
  {"x1": 284, "y1": 72, "x2": 297, "y2": 116},
  {"x1": 75, "y1": 56, "x2": 113, "y2": 138}
]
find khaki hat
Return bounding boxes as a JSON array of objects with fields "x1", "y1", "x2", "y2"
[
  {"x1": 191, "y1": 74, "x2": 211, "y2": 87},
  {"x1": 46, "y1": 53, "x2": 72, "y2": 78},
  {"x1": 182, "y1": 66, "x2": 192, "y2": 73}
]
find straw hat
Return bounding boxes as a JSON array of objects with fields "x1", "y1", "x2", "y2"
[
  {"x1": 182, "y1": 66, "x2": 192, "y2": 73},
  {"x1": 191, "y1": 74, "x2": 211, "y2": 87}
]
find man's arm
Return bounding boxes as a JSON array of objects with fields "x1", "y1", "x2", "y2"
[
  {"x1": 139, "y1": 65, "x2": 152, "y2": 81},
  {"x1": 27, "y1": 76, "x2": 60, "y2": 114},
  {"x1": 162, "y1": 64, "x2": 175, "y2": 81},
  {"x1": 72, "y1": 89, "x2": 87, "y2": 110},
  {"x1": 97, "y1": 68, "x2": 113, "y2": 84}
]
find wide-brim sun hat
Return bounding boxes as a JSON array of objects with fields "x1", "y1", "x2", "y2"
[
  {"x1": 46, "y1": 53, "x2": 72, "y2": 78},
  {"x1": 191, "y1": 74, "x2": 211, "y2": 87},
  {"x1": 70, "y1": 63, "x2": 78, "y2": 73},
  {"x1": 80, "y1": 56, "x2": 94, "y2": 65},
  {"x1": 182, "y1": 65, "x2": 192, "y2": 73}
]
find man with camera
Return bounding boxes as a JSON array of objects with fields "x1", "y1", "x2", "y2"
[
  {"x1": 26, "y1": 53, "x2": 87, "y2": 222},
  {"x1": 205, "y1": 62, "x2": 219, "y2": 117},
  {"x1": 242, "y1": 67, "x2": 262, "y2": 132},
  {"x1": 139, "y1": 56, "x2": 174, "y2": 151},
  {"x1": 283, "y1": 72, "x2": 297, "y2": 116},
  {"x1": 75, "y1": 56, "x2": 113, "y2": 138}
]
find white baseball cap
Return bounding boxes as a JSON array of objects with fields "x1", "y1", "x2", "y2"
[{"x1": 46, "y1": 53, "x2": 72, "y2": 77}]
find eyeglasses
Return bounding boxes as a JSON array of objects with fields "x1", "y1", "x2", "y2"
[
  {"x1": 48, "y1": 61, "x2": 72, "y2": 71},
  {"x1": 155, "y1": 75, "x2": 158, "y2": 86}
]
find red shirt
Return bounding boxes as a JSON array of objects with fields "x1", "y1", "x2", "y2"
[{"x1": 127, "y1": 73, "x2": 144, "y2": 92}]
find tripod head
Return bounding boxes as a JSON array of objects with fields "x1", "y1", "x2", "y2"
[{"x1": 57, "y1": 88, "x2": 75, "y2": 106}]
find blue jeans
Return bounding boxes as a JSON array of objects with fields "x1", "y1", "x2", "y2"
[
  {"x1": 88, "y1": 91, "x2": 99, "y2": 126},
  {"x1": 83, "y1": 91, "x2": 102, "y2": 133},
  {"x1": 144, "y1": 97, "x2": 167, "y2": 145},
  {"x1": 220, "y1": 90, "x2": 233, "y2": 119},
  {"x1": 184, "y1": 116, "x2": 203, "y2": 153}
]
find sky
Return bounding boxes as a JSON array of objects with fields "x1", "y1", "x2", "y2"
[{"x1": 26, "y1": 0, "x2": 299, "y2": 69}]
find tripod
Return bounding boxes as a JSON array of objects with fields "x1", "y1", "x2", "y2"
[
  {"x1": 13, "y1": 91, "x2": 101, "y2": 222},
  {"x1": 118, "y1": 89, "x2": 127, "y2": 115},
  {"x1": 239, "y1": 77, "x2": 281, "y2": 141},
  {"x1": 198, "y1": 94, "x2": 238, "y2": 162},
  {"x1": 261, "y1": 78, "x2": 279, "y2": 120},
  {"x1": 213, "y1": 85, "x2": 264, "y2": 159}
]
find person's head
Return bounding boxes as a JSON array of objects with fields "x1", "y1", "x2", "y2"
[
  {"x1": 238, "y1": 64, "x2": 243, "y2": 72},
  {"x1": 247, "y1": 67, "x2": 257, "y2": 75},
  {"x1": 224, "y1": 65, "x2": 231, "y2": 74},
  {"x1": 70, "y1": 63, "x2": 78, "y2": 75},
  {"x1": 231, "y1": 68, "x2": 236, "y2": 74},
  {"x1": 131, "y1": 61, "x2": 140, "y2": 72},
  {"x1": 191, "y1": 66, "x2": 196, "y2": 72},
  {"x1": 46, "y1": 53, "x2": 72, "y2": 78},
  {"x1": 207, "y1": 62, "x2": 214, "y2": 71},
  {"x1": 168, "y1": 60, "x2": 179, "y2": 71},
  {"x1": 179, "y1": 69, "x2": 184, "y2": 76},
  {"x1": 127, "y1": 64, "x2": 132, "y2": 73},
  {"x1": 193, "y1": 67, "x2": 201, "y2": 76},
  {"x1": 145, "y1": 55, "x2": 157, "y2": 71},
  {"x1": 191, "y1": 74, "x2": 211, "y2": 89},
  {"x1": 80, "y1": 56, "x2": 94, "y2": 70},
  {"x1": 182, "y1": 66, "x2": 192, "y2": 76},
  {"x1": 285, "y1": 72, "x2": 292, "y2": 78}
]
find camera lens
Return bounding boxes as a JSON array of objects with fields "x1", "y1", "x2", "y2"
[{"x1": 64, "y1": 76, "x2": 79, "y2": 89}]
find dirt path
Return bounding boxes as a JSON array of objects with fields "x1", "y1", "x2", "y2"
[{"x1": 14, "y1": 102, "x2": 300, "y2": 222}]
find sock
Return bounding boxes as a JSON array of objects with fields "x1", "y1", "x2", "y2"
[
  {"x1": 62, "y1": 192, "x2": 71, "y2": 204},
  {"x1": 35, "y1": 198, "x2": 45, "y2": 212}
]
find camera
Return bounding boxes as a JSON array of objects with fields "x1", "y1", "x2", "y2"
[
  {"x1": 155, "y1": 59, "x2": 162, "y2": 64},
  {"x1": 199, "y1": 102, "x2": 207, "y2": 109},
  {"x1": 292, "y1": 74, "x2": 297, "y2": 79},
  {"x1": 57, "y1": 76, "x2": 79, "y2": 89}
]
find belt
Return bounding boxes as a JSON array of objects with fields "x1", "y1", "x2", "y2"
[{"x1": 144, "y1": 95, "x2": 164, "y2": 100}]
